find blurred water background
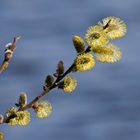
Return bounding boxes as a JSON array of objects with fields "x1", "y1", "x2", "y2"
[{"x1": 0, "y1": 0, "x2": 140, "y2": 140}]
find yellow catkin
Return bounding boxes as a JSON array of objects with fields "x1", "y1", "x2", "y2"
[
  {"x1": 91, "y1": 46, "x2": 113, "y2": 55},
  {"x1": 63, "y1": 76, "x2": 77, "y2": 93},
  {"x1": 5, "y1": 107, "x2": 18, "y2": 126},
  {"x1": 0, "y1": 132, "x2": 4, "y2": 140},
  {"x1": 95, "y1": 43, "x2": 122, "y2": 63},
  {"x1": 16, "y1": 110, "x2": 30, "y2": 126},
  {"x1": 84, "y1": 25, "x2": 109, "y2": 48},
  {"x1": 5, "y1": 107, "x2": 30, "y2": 126},
  {"x1": 8, "y1": 118, "x2": 17, "y2": 126},
  {"x1": 35, "y1": 101, "x2": 52, "y2": 118},
  {"x1": 102, "y1": 17, "x2": 127, "y2": 39},
  {"x1": 74, "y1": 53, "x2": 95, "y2": 72}
]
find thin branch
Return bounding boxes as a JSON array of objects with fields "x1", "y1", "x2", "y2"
[
  {"x1": 19, "y1": 47, "x2": 91, "y2": 111},
  {"x1": 103, "y1": 19, "x2": 111, "y2": 30},
  {"x1": 0, "y1": 36, "x2": 21, "y2": 74}
]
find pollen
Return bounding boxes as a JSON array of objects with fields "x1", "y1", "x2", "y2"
[
  {"x1": 95, "y1": 43, "x2": 122, "y2": 63},
  {"x1": 74, "y1": 53, "x2": 95, "y2": 72},
  {"x1": 63, "y1": 76, "x2": 77, "y2": 93},
  {"x1": 91, "y1": 46, "x2": 113, "y2": 55},
  {"x1": 34, "y1": 101, "x2": 52, "y2": 118},
  {"x1": 16, "y1": 110, "x2": 30, "y2": 126},
  {"x1": 102, "y1": 17, "x2": 127, "y2": 39},
  {"x1": 4, "y1": 107, "x2": 18, "y2": 126},
  {"x1": 84, "y1": 25, "x2": 109, "y2": 48}
]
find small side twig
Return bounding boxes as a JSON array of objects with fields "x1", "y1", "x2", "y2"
[{"x1": 0, "y1": 36, "x2": 21, "y2": 73}]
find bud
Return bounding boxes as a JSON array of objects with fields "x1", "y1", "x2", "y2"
[
  {"x1": 4, "y1": 50, "x2": 13, "y2": 61},
  {"x1": 45, "y1": 75, "x2": 54, "y2": 87},
  {"x1": 18, "y1": 92, "x2": 27, "y2": 107},
  {"x1": 72, "y1": 35, "x2": 85, "y2": 53},
  {"x1": 56, "y1": 61, "x2": 64, "y2": 76},
  {"x1": 0, "y1": 115, "x2": 4, "y2": 124},
  {"x1": 5, "y1": 43, "x2": 12, "y2": 49}
]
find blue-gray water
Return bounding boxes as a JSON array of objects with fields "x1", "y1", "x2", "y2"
[{"x1": 0, "y1": 0, "x2": 140, "y2": 140}]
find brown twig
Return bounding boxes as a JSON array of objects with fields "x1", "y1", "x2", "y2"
[
  {"x1": 19, "y1": 47, "x2": 91, "y2": 111},
  {"x1": 0, "y1": 36, "x2": 21, "y2": 73}
]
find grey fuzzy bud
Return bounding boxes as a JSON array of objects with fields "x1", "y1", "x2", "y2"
[
  {"x1": 0, "y1": 115, "x2": 4, "y2": 124},
  {"x1": 18, "y1": 92, "x2": 27, "y2": 107}
]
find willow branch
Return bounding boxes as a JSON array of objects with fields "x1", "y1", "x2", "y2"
[{"x1": 19, "y1": 47, "x2": 91, "y2": 111}]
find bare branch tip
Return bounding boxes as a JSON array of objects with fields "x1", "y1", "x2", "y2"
[{"x1": 13, "y1": 36, "x2": 21, "y2": 43}]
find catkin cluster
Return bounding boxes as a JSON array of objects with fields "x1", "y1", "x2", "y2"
[{"x1": 0, "y1": 17, "x2": 127, "y2": 139}]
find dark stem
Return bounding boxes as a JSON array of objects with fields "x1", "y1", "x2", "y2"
[
  {"x1": 103, "y1": 19, "x2": 111, "y2": 30},
  {"x1": 19, "y1": 47, "x2": 91, "y2": 111},
  {"x1": 11, "y1": 36, "x2": 21, "y2": 51}
]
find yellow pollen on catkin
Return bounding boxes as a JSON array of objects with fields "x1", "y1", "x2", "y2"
[
  {"x1": 91, "y1": 46, "x2": 113, "y2": 55},
  {"x1": 95, "y1": 43, "x2": 122, "y2": 63},
  {"x1": 16, "y1": 110, "x2": 30, "y2": 126},
  {"x1": 34, "y1": 101, "x2": 52, "y2": 118},
  {"x1": 102, "y1": 17, "x2": 127, "y2": 39},
  {"x1": 63, "y1": 76, "x2": 77, "y2": 93},
  {"x1": 84, "y1": 25, "x2": 109, "y2": 48},
  {"x1": 8, "y1": 118, "x2": 17, "y2": 126},
  {"x1": 74, "y1": 53, "x2": 95, "y2": 72},
  {"x1": 4, "y1": 107, "x2": 18, "y2": 126},
  {"x1": 4, "y1": 107, "x2": 30, "y2": 126}
]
